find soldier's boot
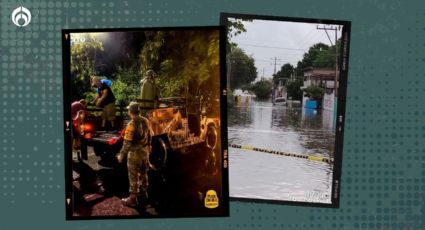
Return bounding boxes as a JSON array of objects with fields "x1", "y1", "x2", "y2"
[
  {"x1": 121, "y1": 194, "x2": 138, "y2": 207},
  {"x1": 137, "y1": 191, "x2": 149, "y2": 207},
  {"x1": 76, "y1": 151, "x2": 82, "y2": 162}
]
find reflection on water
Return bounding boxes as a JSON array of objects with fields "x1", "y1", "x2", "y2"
[{"x1": 228, "y1": 99, "x2": 335, "y2": 203}]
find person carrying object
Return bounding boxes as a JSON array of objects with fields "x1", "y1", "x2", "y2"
[{"x1": 91, "y1": 76, "x2": 116, "y2": 130}]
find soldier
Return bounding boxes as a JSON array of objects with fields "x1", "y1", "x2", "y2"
[
  {"x1": 116, "y1": 102, "x2": 151, "y2": 207},
  {"x1": 139, "y1": 69, "x2": 160, "y2": 116}
]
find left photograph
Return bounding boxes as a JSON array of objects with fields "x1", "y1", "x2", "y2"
[{"x1": 62, "y1": 27, "x2": 228, "y2": 219}]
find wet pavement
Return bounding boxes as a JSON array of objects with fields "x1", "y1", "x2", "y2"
[{"x1": 228, "y1": 99, "x2": 335, "y2": 203}]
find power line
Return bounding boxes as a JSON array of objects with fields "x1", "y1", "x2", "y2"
[
  {"x1": 230, "y1": 57, "x2": 338, "y2": 65},
  {"x1": 299, "y1": 30, "x2": 324, "y2": 49},
  {"x1": 256, "y1": 59, "x2": 287, "y2": 63},
  {"x1": 295, "y1": 27, "x2": 316, "y2": 48},
  {"x1": 271, "y1": 57, "x2": 281, "y2": 75},
  {"x1": 237, "y1": 43, "x2": 307, "y2": 51},
  {"x1": 236, "y1": 38, "x2": 294, "y2": 44},
  {"x1": 317, "y1": 25, "x2": 339, "y2": 97}
]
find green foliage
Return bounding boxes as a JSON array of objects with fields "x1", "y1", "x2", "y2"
[
  {"x1": 84, "y1": 91, "x2": 97, "y2": 104},
  {"x1": 226, "y1": 18, "x2": 252, "y2": 51},
  {"x1": 295, "y1": 43, "x2": 329, "y2": 76},
  {"x1": 139, "y1": 30, "x2": 221, "y2": 111},
  {"x1": 229, "y1": 47, "x2": 257, "y2": 90},
  {"x1": 115, "y1": 64, "x2": 140, "y2": 86},
  {"x1": 274, "y1": 63, "x2": 294, "y2": 84},
  {"x1": 286, "y1": 78, "x2": 304, "y2": 101},
  {"x1": 251, "y1": 81, "x2": 272, "y2": 99},
  {"x1": 70, "y1": 34, "x2": 104, "y2": 101},
  {"x1": 111, "y1": 64, "x2": 140, "y2": 105},
  {"x1": 69, "y1": 31, "x2": 221, "y2": 111},
  {"x1": 225, "y1": 19, "x2": 256, "y2": 90},
  {"x1": 296, "y1": 40, "x2": 341, "y2": 76},
  {"x1": 303, "y1": 85, "x2": 325, "y2": 101},
  {"x1": 227, "y1": 19, "x2": 247, "y2": 39},
  {"x1": 313, "y1": 47, "x2": 336, "y2": 68},
  {"x1": 227, "y1": 89, "x2": 235, "y2": 107},
  {"x1": 240, "y1": 84, "x2": 252, "y2": 92},
  {"x1": 111, "y1": 80, "x2": 138, "y2": 106}
]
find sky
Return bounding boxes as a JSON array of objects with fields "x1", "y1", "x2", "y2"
[{"x1": 230, "y1": 18, "x2": 343, "y2": 80}]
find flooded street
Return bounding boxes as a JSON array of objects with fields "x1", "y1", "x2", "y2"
[{"x1": 228, "y1": 98, "x2": 335, "y2": 203}]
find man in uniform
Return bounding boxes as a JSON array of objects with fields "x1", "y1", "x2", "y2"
[
  {"x1": 140, "y1": 69, "x2": 160, "y2": 116},
  {"x1": 116, "y1": 102, "x2": 151, "y2": 207}
]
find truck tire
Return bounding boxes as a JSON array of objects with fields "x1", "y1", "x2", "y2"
[
  {"x1": 149, "y1": 137, "x2": 168, "y2": 171},
  {"x1": 205, "y1": 125, "x2": 218, "y2": 151}
]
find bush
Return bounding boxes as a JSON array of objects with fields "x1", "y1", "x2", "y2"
[
  {"x1": 227, "y1": 89, "x2": 235, "y2": 107},
  {"x1": 111, "y1": 79, "x2": 138, "y2": 106},
  {"x1": 286, "y1": 78, "x2": 303, "y2": 100},
  {"x1": 251, "y1": 81, "x2": 272, "y2": 99},
  {"x1": 303, "y1": 85, "x2": 325, "y2": 101}
]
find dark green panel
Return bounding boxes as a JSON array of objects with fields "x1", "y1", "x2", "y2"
[{"x1": 0, "y1": 0, "x2": 424, "y2": 229}]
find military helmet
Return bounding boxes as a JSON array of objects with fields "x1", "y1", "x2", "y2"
[{"x1": 127, "y1": 102, "x2": 140, "y2": 114}]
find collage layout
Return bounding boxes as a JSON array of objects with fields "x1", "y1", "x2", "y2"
[{"x1": 62, "y1": 13, "x2": 351, "y2": 220}]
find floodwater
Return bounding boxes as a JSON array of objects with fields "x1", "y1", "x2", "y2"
[{"x1": 228, "y1": 98, "x2": 335, "y2": 203}]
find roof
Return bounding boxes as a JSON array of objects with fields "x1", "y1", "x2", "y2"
[{"x1": 304, "y1": 68, "x2": 338, "y2": 81}]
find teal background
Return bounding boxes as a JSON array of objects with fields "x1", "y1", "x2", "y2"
[{"x1": 0, "y1": 0, "x2": 424, "y2": 229}]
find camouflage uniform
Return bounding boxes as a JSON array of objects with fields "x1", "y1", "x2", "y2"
[
  {"x1": 117, "y1": 115, "x2": 151, "y2": 206},
  {"x1": 140, "y1": 70, "x2": 160, "y2": 116}
]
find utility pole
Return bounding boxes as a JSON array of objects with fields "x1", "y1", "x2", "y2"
[
  {"x1": 271, "y1": 56, "x2": 281, "y2": 76},
  {"x1": 226, "y1": 46, "x2": 232, "y2": 91},
  {"x1": 270, "y1": 56, "x2": 281, "y2": 86},
  {"x1": 317, "y1": 25, "x2": 339, "y2": 97},
  {"x1": 227, "y1": 56, "x2": 231, "y2": 90},
  {"x1": 270, "y1": 57, "x2": 281, "y2": 105}
]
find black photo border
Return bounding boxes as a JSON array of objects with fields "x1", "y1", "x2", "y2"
[
  {"x1": 62, "y1": 26, "x2": 229, "y2": 220},
  {"x1": 220, "y1": 12, "x2": 351, "y2": 208}
]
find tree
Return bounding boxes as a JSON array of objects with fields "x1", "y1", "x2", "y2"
[
  {"x1": 273, "y1": 63, "x2": 294, "y2": 84},
  {"x1": 227, "y1": 19, "x2": 246, "y2": 41},
  {"x1": 226, "y1": 18, "x2": 251, "y2": 52},
  {"x1": 286, "y1": 78, "x2": 303, "y2": 101},
  {"x1": 139, "y1": 30, "x2": 221, "y2": 112},
  {"x1": 295, "y1": 43, "x2": 329, "y2": 76},
  {"x1": 228, "y1": 47, "x2": 257, "y2": 90},
  {"x1": 111, "y1": 63, "x2": 140, "y2": 105},
  {"x1": 312, "y1": 38, "x2": 341, "y2": 68},
  {"x1": 296, "y1": 40, "x2": 342, "y2": 76},
  {"x1": 70, "y1": 34, "x2": 104, "y2": 101},
  {"x1": 303, "y1": 85, "x2": 325, "y2": 101},
  {"x1": 69, "y1": 31, "x2": 222, "y2": 112},
  {"x1": 250, "y1": 80, "x2": 272, "y2": 99},
  {"x1": 313, "y1": 47, "x2": 336, "y2": 68}
]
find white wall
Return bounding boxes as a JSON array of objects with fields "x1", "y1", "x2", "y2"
[{"x1": 322, "y1": 91, "x2": 335, "y2": 111}]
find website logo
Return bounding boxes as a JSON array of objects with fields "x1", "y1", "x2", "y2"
[
  {"x1": 204, "y1": 190, "x2": 219, "y2": 209},
  {"x1": 11, "y1": 6, "x2": 31, "y2": 27}
]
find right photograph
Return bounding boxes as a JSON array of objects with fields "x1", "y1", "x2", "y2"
[{"x1": 221, "y1": 13, "x2": 351, "y2": 207}]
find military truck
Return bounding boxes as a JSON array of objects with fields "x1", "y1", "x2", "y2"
[{"x1": 79, "y1": 97, "x2": 221, "y2": 171}]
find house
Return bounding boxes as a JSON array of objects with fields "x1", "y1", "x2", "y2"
[
  {"x1": 274, "y1": 78, "x2": 287, "y2": 98},
  {"x1": 301, "y1": 67, "x2": 338, "y2": 111}
]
